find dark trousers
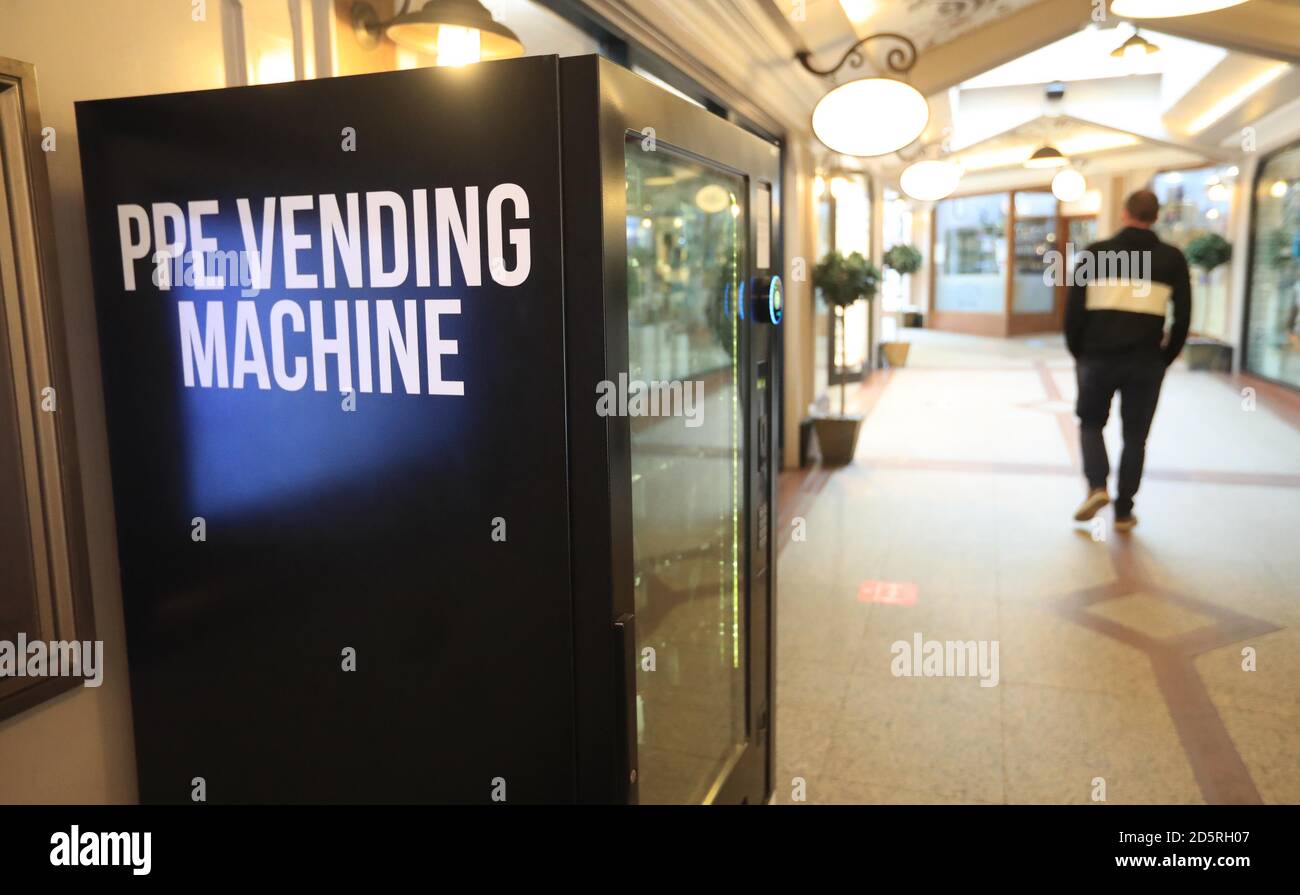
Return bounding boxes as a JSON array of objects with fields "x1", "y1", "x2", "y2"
[{"x1": 1075, "y1": 351, "x2": 1166, "y2": 517}]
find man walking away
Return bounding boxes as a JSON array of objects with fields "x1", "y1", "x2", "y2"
[{"x1": 1064, "y1": 189, "x2": 1191, "y2": 531}]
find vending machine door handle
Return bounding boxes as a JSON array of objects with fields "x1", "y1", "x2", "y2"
[{"x1": 613, "y1": 613, "x2": 639, "y2": 804}]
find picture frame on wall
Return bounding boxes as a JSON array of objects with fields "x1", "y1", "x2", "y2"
[{"x1": 0, "y1": 57, "x2": 97, "y2": 721}]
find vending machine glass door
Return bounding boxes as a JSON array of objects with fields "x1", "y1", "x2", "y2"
[{"x1": 625, "y1": 140, "x2": 747, "y2": 804}]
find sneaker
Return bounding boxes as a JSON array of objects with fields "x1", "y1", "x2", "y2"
[
  {"x1": 1114, "y1": 514, "x2": 1138, "y2": 532},
  {"x1": 1073, "y1": 488, "x2": 1110, "y2": 522}
]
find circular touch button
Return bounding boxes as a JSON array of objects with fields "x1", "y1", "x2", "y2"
[{"x1": 752, "y1": 275, "x2": 783, "y2": 325}]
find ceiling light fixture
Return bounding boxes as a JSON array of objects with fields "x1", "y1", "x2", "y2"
[
  {"x1": 900, "y1": 159, "x2": 964, "y2": 202},
  {"x1": 1110, "y1": 31, "x2": 1160, "y2": 60},
  {"x1": 838, "y1": 0, "x2": 878, "y2": 24},
  {"x1": 1109, "y1": 0, "x2": 1250, "y2": 18},
  {"x1": 1271, "y1": 180, "x2": 1290, "y2": 199},
  {"x1": 1051, "y1": 168, "x2": 1088, "y2": 203},
  {"x1": 352, "y1": 0, "x2": 524, "y2": 66},
  {"x1": 1025, "y1": 145, "x2": 1070, "y2": 169},
  {"x1": 797, "y1": 34, "x2": 930, "y2": 157}
]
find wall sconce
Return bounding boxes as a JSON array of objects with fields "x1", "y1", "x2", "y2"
[
  {"x1": 797, "y1": 33, "x2": 929, "y2": 157},
  {"x1": 352, "y1": 0, "x2": 524, "y2": 66}
]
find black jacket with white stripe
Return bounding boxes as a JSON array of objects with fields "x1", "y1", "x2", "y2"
[{"x1": 1064, "y1": 226, "x2": 1192, "y2": 366}]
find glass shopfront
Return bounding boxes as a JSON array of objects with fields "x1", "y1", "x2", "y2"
[
  {"x1": 881, "y1": 188, "x2": 915, "y2": 340},
  {"x1": 934, "y1": 193, "x2": 1007, "y2": 314},
  {"x1": 814, "y1": 172, "x2": 872, "y2": 398},
  {"x1": 1012, "y1": 191, "x2": 1058, "y2": 314},
  {"x1": 1245, "y1": 143, "x2": 1300, "y2": 389},
  {"x1": 1153, "y1": 165, "x2": 1236, "y2": 341}
]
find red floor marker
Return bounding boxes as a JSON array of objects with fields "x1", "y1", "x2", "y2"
[{"x1": 857, "y1": 579, "x2": 918, "y2": 605}]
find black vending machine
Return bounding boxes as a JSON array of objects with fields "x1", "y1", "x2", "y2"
[{"x1": 76, "y1": 54, "x2": 781, "y2": 805}]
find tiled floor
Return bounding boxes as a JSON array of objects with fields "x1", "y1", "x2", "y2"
[{"x1": 775, "y1": 330, "x2": 1300, "y2": 805}]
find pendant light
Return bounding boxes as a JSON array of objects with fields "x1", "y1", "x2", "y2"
[
  {"x1": 352, "y1": 0, "x2": 524, "y2": 66},
  {"x1": 1051, "y1": 168, "x2": 1088, "y2": 203},
  {"x1": 1110, "y1": 0, "x2": 1249, "y2": 17},
  {"x1": 1025, "y1": 146, "x2": 1069, "y2": 169},
  {"x1": 1110, "y1": 32, "x2": 1160, "y2": 60},
  {"x1": 798, "y1": 34, "x2": 930, "y2": 158},
  {"x1": 900, "y1": 159, "x2": 964, "y2": 202}
]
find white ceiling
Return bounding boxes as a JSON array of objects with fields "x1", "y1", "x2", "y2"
[
  {"x1": 832, "y1": 0, "x2": 1047, "y2": 51},
  {"x1": 582, "y1": 0, "x2": 1300, "y2": 179}
]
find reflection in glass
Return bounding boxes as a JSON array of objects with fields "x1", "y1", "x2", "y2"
[
  {"x1": 1245, "y1": 145, "x2": 1300, "y2": 388},
  {"x1": 1153, "y1": 165, "x2": 1235, "y2": 339},
  {"x1": 1067, "y1": 217, "x2": 1098, "y2": 261},
  {"x1": 833, "y1": 177, "x2": 871, "y2": 376},
  {"x1": 934, "y1": 193, "x2": 1007, "y2": 313},
  {"x1": 1012, "y1": 191, "x2": 1057, "y2": 314},
  {"x1": 625, "y1": 138, "x2": 746, "y2": 803}
]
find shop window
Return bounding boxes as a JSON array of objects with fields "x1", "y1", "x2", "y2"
[
  {"x1": 934, "y1": 193, "x2": 1007, "y2": 314},
  {"x1": 882, "y1": 189, "x2": 913, "y2": 313},
  {"x1": 1152, "y1": 165, "x2": 1236, "y2": 340},
  {"x1": 1012, "y1": 191, "x2": 1057, "y2": 314},
  {"x1": 1244, "y1": 144, "x2": 1300, "y2": 389},
  {"x1": 814, "y1": 173, "x2": 871, "y2": 395}
]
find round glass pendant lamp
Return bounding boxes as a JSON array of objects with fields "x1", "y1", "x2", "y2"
[
  {"x1": 1109, "y1": 0, "x2": 1249, "y2": 17},
  {"x1": 900, "y1": 159, "x2": 964, "y2": 202},
  {"x1": 811, "y1": 78, "x2": 930, "y2": 157},
  {"x1": 385, "y1": 0, "x2": 524, "y2": 65},
  {"x1": 1051, "y1": 168, "x2": 1088, "y2": 203},
  {"x1": 1025, "y1": 145, "x2": 1069, "y2": 169}
]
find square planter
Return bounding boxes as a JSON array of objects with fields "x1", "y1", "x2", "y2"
[
  {"x1": 881, "y1": 341, "x2": 911, "y2": 368},
  {"x1": 813, "y1": 415, "x2": 863, "y2": 466},
  {"x1": 1184, "y1": 338, "x2": 1233, "y2": 372}
]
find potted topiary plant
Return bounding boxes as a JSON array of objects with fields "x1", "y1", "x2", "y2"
[
  {"x1": 883, "y1": 243, "x2": 924, "y2": 356},
  {"x1": 1183, "y1": 232, "x2": 1234, "y2": 371},
  {"x1": 1185, "y1": 231, "x2": 1232, "y2": 274},
  {"x1": 811, "y1": 250, "x2": 880, "y2": 465}
]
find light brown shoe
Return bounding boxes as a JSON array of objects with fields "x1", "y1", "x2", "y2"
[
  {"x1": 1114, "y1": 514, "x2": 1138, "y2": 532},
  {"x1": 1073, "y1": 488, "x2": 1110, "y2": 522}
]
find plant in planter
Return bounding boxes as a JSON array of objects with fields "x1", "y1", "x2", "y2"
[
  {"x1": 883, "y1": 243, "x2": 924, "y2": 359},
  {"x1": 883, "y1": 243, "x2": 922, "y2": 277},
  {"x1": 811, "y1": 250, "x2": 880, "y2": 465},
  {"x1": 1185, "y1": 231, "x2": 1232, "y2": 276},
  {"x1": 1183, "y1": 232, "x2": 1234, "y2": 371}
]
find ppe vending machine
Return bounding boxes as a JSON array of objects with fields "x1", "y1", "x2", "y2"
[{"x1": 76, "y1": 54, "x2": 781, "y2": 805}]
